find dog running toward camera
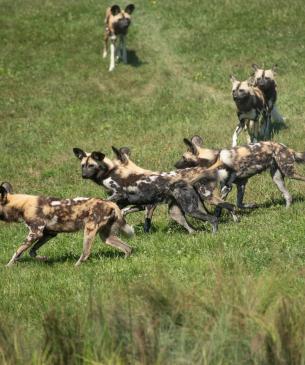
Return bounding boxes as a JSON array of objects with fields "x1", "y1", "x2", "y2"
[
  {"x1": 73, "y1": 147, "x2": 238, "y2": 234},
  {"x1": 230, "y1": 75, "x2": 269, "y2": 147},
  {"x1": 103, "y1": 4, "x2": 135, "y2": 71},
  {"x1": 251, "y1": 64, "x2": 285, "y2": 125},
  {"x1": 0, "y1": 183, "x2": 133, "y2": 267},
  {"x1": 175, "y1": 135, "x2": 305, "y2": 209}
]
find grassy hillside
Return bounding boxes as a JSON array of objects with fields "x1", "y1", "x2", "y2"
[{"x1": 1, "y1": 0, "x2": 305, "y2": 363}]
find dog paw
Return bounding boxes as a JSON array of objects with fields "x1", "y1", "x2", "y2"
[{"x1": 35, "y1": 255, "x2": 48, "y2": 262}]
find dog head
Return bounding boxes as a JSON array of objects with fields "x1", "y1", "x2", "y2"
[
  {"x1": 230, "y1": 75, "x2": 253, "y2": 103},
  {"x1": 0, "y1": 182, "x2": 13, "y2": 219},
  {"x1": 73, "y1": 148, "x2": 113, "y2": 181},
  {"x1": 109, "y1": 4, "x2": 135, "y2": 35},
  {"x1": 251, "y1": 64, "x2": 277, "y2": 91},
  {"x1": 175, "y1": 136, "x2": 219, "y2": 169}
]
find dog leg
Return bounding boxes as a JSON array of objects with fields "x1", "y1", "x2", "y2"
[
  {"x1": 144, "y1": 204, "x2": 157, "y2": 233},
  {"x1": 121, "y1": 35, "x2": 127, "y2": 64},
  {"x1": 206, "y1": 195, "x2": 239, "y2": 223},
  {"x1": 29, "y1": 232, "x2": 57, "y2": 261},
  {"x1": 103, "y1": 32, "x2": 109, "y2": 58},
  {"x1": 168, "y1": 203, "x2": 196, "y2": 234},
  {"x1": 270, "y1": 168, "x2": 292, "y2": 207},
  {"x1": 171, "y1": 183, "x2": 218, "y2": 233},
  {"x1": 75, "y1": 227, "x2": 97, "y2": 266},
  {"x1": 236, "y1": 181, "x2": 256, "y2": 209},
  {"x1": 109, "y1": 37, "x2": 116, "y2": 71},
  {"x1": 6, "y1": 226, "x2": 44, "y2": 267},
  {"x1": 232, "y1": 123, "x2": 243, "y2": 147},
  {"x1": 103, "y1": 234, "x2": 132, "y2": 257}
]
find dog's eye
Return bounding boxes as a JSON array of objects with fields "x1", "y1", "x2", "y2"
[
  {"x1": 265, "y1": 77, "x2": 270, "y2": 80},
  {"x1": 88, "y1": 164, "x2": 96, "y2": 168},
  {"x1": 256, "y1": 77, "x2": 261, "y2": 81}
]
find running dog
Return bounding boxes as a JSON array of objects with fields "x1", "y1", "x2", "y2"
[
  {"x1": 251, "y1": 64, "x2": 285, "y2": 125},
  {"x1": 73, "y1": 147, "x2": 238, "y2": 234},
  {"x1": 175, "y1": 135, "x2": 305, "y2": 208},
  {"x1": 0, "y1": 182, "x2": 133, "y2": 267},
  {"x1": 103, "y1": 4, "x2": 135, "y2": 71},
  {"x1": 230, "y1": 75, "x2": 268, "y2": 146}
]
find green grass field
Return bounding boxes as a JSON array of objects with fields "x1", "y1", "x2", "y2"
[{"x1": 1, "y1": 0, "x2": 305, "y2": 363}]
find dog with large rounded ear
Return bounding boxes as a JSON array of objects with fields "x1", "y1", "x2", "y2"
[
  {"x1": 229, "y1": 74, "x2": 238, "y2": 84},
  {"x1": 110, "y1": 5, "x2": 121, "y2": 16},
  {"x1": 271, "y1": 64, "x2": 277, "y2": 73},
  {"x1": 191, "y1": 135, "x2": 204, "y2": 148},
  {"x1": 125, "y1": 4, "x2": 135, "y2": 14},
  {"x1": 112, "y1": 146, "x2": 129, "y2": 164},
  {"x1": 0, "y1": 182, "x2": 12, "y2": 204},
  {"x1": 252, "y1": 63, "x2": 260, "y2": 71},
  {"x1": 90, "y1": 151, "x2": 105, "y2": 162},
  {"x1": 183, "y1": 138, "x2": 199, "y2": 155},
  {"x1": 73, "y1": 148, "x2": 87, "y2": 160}
]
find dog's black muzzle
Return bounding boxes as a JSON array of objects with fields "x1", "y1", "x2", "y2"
[{"x1": 114, "y1": 19, "x2": 130, "y2": 35}]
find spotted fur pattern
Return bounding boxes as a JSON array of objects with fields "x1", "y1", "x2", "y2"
[
  {"x1": 73, "y1": 147, "x2": 238, "y2": 234},
  {"x1": 175, "y1": 135, "x2": 305, "y2": 208},
  {"x1": 103, "y1": 4, "x2": 135, "y2": 71},
  {"x1": 251, "y1": 64, "x2": 284, "y2": 124},
  {"x1": 0, "y1": 183, "x2": 133, "y2": 267},
  {"x1": 230, "y1": 75, "x2": 269, "y2": 147}
]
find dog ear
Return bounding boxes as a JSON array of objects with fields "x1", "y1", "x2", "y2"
[
  {"x1": 1, "y1": 182, "x2": 13, "y2": 193},
  {"x1": 73, "y1": 148, "x2": 86, "y2": 160},
  {"x1": 252, "y1": 64, "x2": 259, "y2": 71},
  {"x1": 119, "y1": 147, "x2": 131, "y2": 157},
  {"x1": 91, "y1": 151, "x2": 105, "y2": 162},
  {"x1": 112, "y1": 146, "x2": 128, "y2": 163},
  {"x1": 110, "y1": 5, "x2": 121, "y2": 16},
  {"x1": 272, "y1": 64, "x2": 278, "y2": 73},
  {"x1": 0, "y1": 183, "x2": 11, "y2": 204},
  {"x1": 191, "y1": 135, "x2": 203, "y2": 147},
  {"x1": 183, "y1": 138, "x2": 198, "y2": 155},
  {"x1": 229, "y1": 75, "x2": 237, "y2": 83},
  {"x1": 125, "y1": 4, "x2": 135, "y2": 14}
]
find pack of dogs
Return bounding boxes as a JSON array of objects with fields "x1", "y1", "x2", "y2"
[{"x1": 1, "y1": 5, "x2": 301, "y2": 267}]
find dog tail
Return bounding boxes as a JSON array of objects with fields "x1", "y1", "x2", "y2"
[
  {"x1": 113, "y1": 205, "x2": 135, "y2": 237},
  {"x1": 294, "y1": 151, "x2": 305, "y2": 163}
]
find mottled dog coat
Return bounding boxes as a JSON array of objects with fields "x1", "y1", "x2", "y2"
[
  {"x1": 175, "y1": 135, "x2": 305, "y2": 208},
  {"x1": 230, "y1": 75, "x2": 268, "y2": 147},
  {"x1": 251, "y1": 64, "x2": 284, "y2": 124},
  {"x1": 103, "y1": 4, "x2": 135, "y2": 71},
  {"x1": 73, "y1": 147, "x2": 238, "y2": 234},
  {"x1": 0, "y1": 183, "x2": 133, "y2": 267}
]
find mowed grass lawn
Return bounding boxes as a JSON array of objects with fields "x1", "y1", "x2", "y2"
[{"x1": 1, "y1": 0, "x2": 305, "y2": 363}]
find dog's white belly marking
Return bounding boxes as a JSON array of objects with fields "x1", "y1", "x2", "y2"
[
  {"x1": 220, "y1": 150, "x2": 233, "y2": 167},
  {"x1": 125, "y1": 186, "x2": 139, "y2": 193}
]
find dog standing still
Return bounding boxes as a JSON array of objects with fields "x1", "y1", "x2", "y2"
[
  {"x1": 0, "y1": 183, "x2": 133, "y2": 267},
  {"x1": 103, "y1": 4, "x2": 135, "y2": 71}
]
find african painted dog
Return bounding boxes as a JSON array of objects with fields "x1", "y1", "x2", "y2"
[
  {"x1": 251, "y1": 64, "x2": 285, "y2": 124},
  {"x1": 110, "y1": 146, "x2": 240, "y2": 232},
  {"x1": 0, "y1": 183, "x2": 133, "y2": 267},
  {"x1": 230, "y1": 75, "x2": 269, "y2": 147},
  {"x1": 175, "y1": 135, "x2": 305, "y2": 208},
  {"x1": 103, "y1": 4, "x2": 135, "y2": 71},
  {"x1": 73, "y1": 147, "x2": 238, "y2": 234}
]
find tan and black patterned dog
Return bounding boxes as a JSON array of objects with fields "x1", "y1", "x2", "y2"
[
  {"x1": 175, "y1": 135, "x2": 305, "y2": 208},
  {"x1": 251, "y1": 64, "x2": 285, "y2": 125},
  {"x1": 73, "y1": 147, "x2": 238, "y2": 234},
  {"x1": 230, "y1": 75, "x2": 268, "y2": 147},
  {"x1": 103, "y1": 4, "x2": 135, "y2": 71},
  {"x1": 0, "y1": 183, "x2": 133, "y2": 267}
]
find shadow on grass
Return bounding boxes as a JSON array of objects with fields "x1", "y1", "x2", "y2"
[
  {"x1": 127, "y1": 49, "x2": 145, "y2": 67},
  {"x1": 270, "y1": 120, "x2": 288, "y2": 138},
  {"x1": 17, "y1": 249, "x2": 131, "y2": 266}
]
